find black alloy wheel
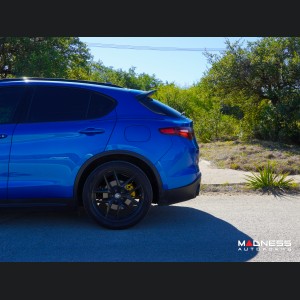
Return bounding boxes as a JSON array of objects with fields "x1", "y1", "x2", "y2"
[{"x1": 83, "y1": 161, "x2": 153, "y2": 229}]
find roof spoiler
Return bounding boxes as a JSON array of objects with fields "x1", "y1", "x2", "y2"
[{"x1": 135, "y1": 90, "x2": 157, "y2": 100}]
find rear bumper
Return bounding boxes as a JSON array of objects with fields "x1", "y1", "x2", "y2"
[{"x1": 158, "y1": 172, "x2": 201, "y2": 205}]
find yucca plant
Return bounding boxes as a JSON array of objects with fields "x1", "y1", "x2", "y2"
[{"x1": 244, "y1": 161, "x2": 295, "y2": 192}]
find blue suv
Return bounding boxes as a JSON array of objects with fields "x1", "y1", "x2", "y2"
[{"x1": 0, "y1": 78, "x2": 201, "y2": 229}]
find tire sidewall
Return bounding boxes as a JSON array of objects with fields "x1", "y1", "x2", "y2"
[{"x1": 83, "y1": 161, "x2": 153, "y2": 229}]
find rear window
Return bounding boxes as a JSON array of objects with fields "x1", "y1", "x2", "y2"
[{"x1": 138, "y1": 96, "x2": 183, "y2": 118}]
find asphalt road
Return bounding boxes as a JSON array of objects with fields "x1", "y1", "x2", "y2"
[{"x1": 0, "y1": 193, "x2": 299, "y2": 262}]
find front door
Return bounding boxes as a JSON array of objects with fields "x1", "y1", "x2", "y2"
[{"x1": 0, "y1": 86, "x2": 26, "y2": 200}]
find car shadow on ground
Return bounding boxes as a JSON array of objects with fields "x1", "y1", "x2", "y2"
[
  {"x1": 139, "y1": 205, "x2": 258, "y2": 262},
  {"x1": 0, "y1": 205, "x2": 258, "y2": 262}
]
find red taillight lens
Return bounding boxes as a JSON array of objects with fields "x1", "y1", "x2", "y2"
[{"x1": 159, "y1": 127, "x2": 194, "y2": 140}]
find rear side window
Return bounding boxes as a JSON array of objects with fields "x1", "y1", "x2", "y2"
[
  {"x1": 139, "y1": 97, "x2": 183, "y2": 118},
  {"x1": 87, "y1": 93, "x2": 116, "y2": 119},
  {"x1": 0, "y1": 87, "x2": 25, "y2": 124},
  {"x1": 27, "y1": 86, "x2": 116, "y2": 123}
]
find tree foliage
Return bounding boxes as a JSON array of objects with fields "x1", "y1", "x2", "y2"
[
  {"x1": 154, "y1": 82, "x2": 240, "y2": 142},
  {"x1": 203, "y1": 37, "x2": 300, "y2": 143},
  {"x1": 0, "y1": 37, "x2": 92, "y2": 79},
  {"x1": 90, "y1": 61, "x2": 163, "y2": 90}
]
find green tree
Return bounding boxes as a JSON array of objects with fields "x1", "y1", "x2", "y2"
[
  {"x1": 204, "y1": 37, "x2": 300, "y2": 144},
  {"x1": 90, "y1": 62, "x2": 163, "y2": 89},
  {"x1": 154, "y1": 82, "x2": 240, "y2": 142},
  {"x1": 0, "y1": 37, "x2": 92, "y2": 79}
]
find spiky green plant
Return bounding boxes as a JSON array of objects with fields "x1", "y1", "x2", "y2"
[{"x1": 244, "y1": 161, "x2": 295, "y2": 191}]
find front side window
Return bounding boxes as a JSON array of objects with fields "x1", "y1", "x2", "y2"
[{"x1": 0, "y1": 87, "x2": 25, "y2": 124}]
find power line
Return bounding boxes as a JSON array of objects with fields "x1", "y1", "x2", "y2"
[{"x1": 86, "y1": 43, "x2": 226, "y2": 52}]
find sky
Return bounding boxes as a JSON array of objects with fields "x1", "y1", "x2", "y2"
[{"x1": 80, "y1": 37, "x2": 260, "y2": 87}]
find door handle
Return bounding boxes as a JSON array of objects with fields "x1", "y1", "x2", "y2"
[
  {"x1": 0, "y1": 134, "x2": 8, "y2": 139},
  {"x1": 79, "y1": 128, "x2": 105, "y2": 135}
]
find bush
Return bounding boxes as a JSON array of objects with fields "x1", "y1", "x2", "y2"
[{"x1": 244, "y1": 161, "x2": 296, "y2": 192}]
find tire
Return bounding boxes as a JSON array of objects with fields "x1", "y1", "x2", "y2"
[{"x1": 82, "y1": 161, "x2": 153, "y2": 229}]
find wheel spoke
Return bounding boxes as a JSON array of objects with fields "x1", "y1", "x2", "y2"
[
  {"x1": 105, "y1": 200, "x2": 114, "y2": 217},
  {"x1": 121, "y1": 176, "x2": 135, "y2": 188},
  {"x1": 103, "y1": 174, "x2": 113, "y2": 192},
  {"x1": 113, "y1": 170, "x2": 121, "y2": 187},
  {"x1": 116, "y1": 203, "x2": 124, "y2": 219},
  {"x1": 125, "y1": 194, "x2": 140, "y2": 205},
  {"x1": 131, "y1": 185, "x2": 141, "y2": 192},
  {"x1": 98, "y1": 198, "x2": 110, "y2": 204}
]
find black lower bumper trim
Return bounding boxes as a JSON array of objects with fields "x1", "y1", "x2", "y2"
[{"x1": 158, "y1": 173, "x2": 201, "y2": 205}]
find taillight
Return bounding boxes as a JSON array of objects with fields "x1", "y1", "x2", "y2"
[{"x1": 159, "y1": 127, "x2": 194, "y2": 140}]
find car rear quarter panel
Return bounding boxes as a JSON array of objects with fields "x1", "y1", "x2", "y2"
[{"x1": 106, "y1": 118, "x2": 173, "y2": 164}]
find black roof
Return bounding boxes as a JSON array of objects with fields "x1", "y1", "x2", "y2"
[{"x1": 0, "y1": 77, "x2": 123, "y2": 88}]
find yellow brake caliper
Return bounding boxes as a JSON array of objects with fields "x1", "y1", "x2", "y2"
[{"x1": 125, "y1": 183, "x2": 136, "y2": 198}]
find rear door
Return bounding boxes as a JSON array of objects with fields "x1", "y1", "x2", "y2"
[
  {"x1": 0, "y1": 86, "x2": 26, "y2": 201},
  {"x1": 8, "y1": 85, "x2": 116, "y2": 202}
]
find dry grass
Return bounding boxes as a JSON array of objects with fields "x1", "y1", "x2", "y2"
[
  {"x1": 199, "y1": 140, "x2": 300, "y2": 175},
  {"x1": 200, "y1": 183, "x2": 300, "y2": 195},
  {"x1": 200, "y1": 183, "x2": 257, "y2": 194}
]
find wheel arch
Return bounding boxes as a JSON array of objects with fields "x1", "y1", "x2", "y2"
[{"x1": 74, "y1": 150, "x2": 163, "y2": 206}]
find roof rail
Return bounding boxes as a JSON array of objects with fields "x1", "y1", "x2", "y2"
[{"x1": 0, "y1": 77, "x2": 123, "y2": 88}]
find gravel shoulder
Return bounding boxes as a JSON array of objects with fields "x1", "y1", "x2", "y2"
[{"x1": 199, "y1": 159, "x2": 300, "y2": 185}]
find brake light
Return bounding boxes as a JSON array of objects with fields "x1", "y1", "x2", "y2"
[{"x1": 159, "y1": 127, "x2": 194, "y2": 140}]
